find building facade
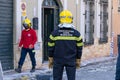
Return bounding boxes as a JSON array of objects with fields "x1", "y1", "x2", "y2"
[
  {"x1": 80, "y1": 0, "x2": 112, "y2": 60},
  {"x1": 112, "y1": 0, "x2": 120, "y2": 55},
  {"x1": 0, "y1": 0, "x2": 112, "y2": 71}
]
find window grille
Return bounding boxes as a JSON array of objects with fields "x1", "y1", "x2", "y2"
[
  {"x1": 84, "y1": 0, "x2": 95, "y2": 45},
  {"x1": 42, "y1": 0, "x2": 58, "y2": 7},
  {"x1": 99, "y1": 0, "x2": 108, "y2": 43},
  {"x1": 118, "y1": 0, "x2": 120, "y2": 12},
  {"x1": 118, "y1": 0, "x2": 120, "y2": 6}
]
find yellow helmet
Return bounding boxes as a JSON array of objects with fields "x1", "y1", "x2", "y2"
[
  {"x1": 59, "y1": 10, "x2": 73, "y2": 24},
  {"x1": 22, "y1": 18, "x2": 31, "y2": 29}
]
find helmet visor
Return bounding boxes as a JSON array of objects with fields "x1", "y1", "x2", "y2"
[{"x1": 23, "y1": 23, "x2": 29, "y2": 29}]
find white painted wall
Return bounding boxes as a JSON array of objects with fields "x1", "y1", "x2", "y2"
[
  {"x1": 64, "y1": 0, "x2": 67, "y2": 10},
  {"x1": 108, "y1": 0, "x2": 112, "y2": 37},
  {"x1": 95, "y1": 0, "x2": 100, "y2": 38},
  {"x1": 38, "y1": 0, "x2": 42, "y2": 42},
  {"x1": 80, "y1": 0, "x2": 85, "y2": 41},
  {"x1": 14, "y1": 0, "x2": 22, "y2": 43}
]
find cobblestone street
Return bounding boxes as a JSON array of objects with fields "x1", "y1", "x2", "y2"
[
  {"x1": 3, "y1": 56, "x2": 117, "y2": 80},
  {"x1": 63, "y1": 57, "x2": 116, "y2": 80}
]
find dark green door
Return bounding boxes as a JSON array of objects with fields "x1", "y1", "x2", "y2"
[{"x1": 43, "y1": 8, "x2": 54, "y2": 60}]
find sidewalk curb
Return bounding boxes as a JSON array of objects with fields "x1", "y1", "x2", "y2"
[{"x1": 81, "y1": 56, "x2": 117, "y2": 68}]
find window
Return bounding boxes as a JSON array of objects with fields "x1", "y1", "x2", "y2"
[
  {"x1": 118, "y1": 0, "x2": 120, "y2": 6},
  {"x1": 42, "y1": 0, "x2": 58, "y2": 7},
  {"x1": 118, "y1": 0, "x2": 120, "y2": 12},
  {"x1": 99, "y1": 0, "x2": 108, "y2": 43},
  {"x1": 84, "y1": 0, "x2": 95, "y2": 45}
]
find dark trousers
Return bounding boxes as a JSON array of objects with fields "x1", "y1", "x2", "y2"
[
  {"x1": 53, "y1": 61, "x2": 76, "y2": 80},
  {"x1": 116, "y1": 45, "x2": 120, "y2": 80},
  {"x1": 18, "y1": 47, "x2": 36, "y2": 67}
]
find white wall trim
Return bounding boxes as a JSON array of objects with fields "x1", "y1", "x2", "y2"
[
  {"x1": 38, "y1": 0, "x2": 42, "y2": 42},
  {"x1": 15, "y1": 0, "x2": 22, "y2": 43},
  {"x1": 80, "y1": 0, "x2": 85, "y2": 41},
  {"x1": 64, "y1": 0, "x2": 67, "y2": 10},
  {"x1": 108, "y1": 0, "x2": 112, "y2": 37},
  {"x1": 95, "y1": 0, "x2": 100, "y2": 38},
  {"x1": 76, "y1": 0, "x2": 79, "y2": 5}
]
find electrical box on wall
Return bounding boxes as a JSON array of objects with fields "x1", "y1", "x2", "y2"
[{"x1": 32, "y1": 17, "x2": 38, "y2": 30}]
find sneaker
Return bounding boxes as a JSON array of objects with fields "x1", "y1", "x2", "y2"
[
  {"x1": 15, "y1": 68, "x2": 21, "y2": 73},
  {"x1": 30, "y1": 67, "x2": 35, "y2": 73}
]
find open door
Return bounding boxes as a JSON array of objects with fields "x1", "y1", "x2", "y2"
[
  {"x1": 42, "y1": 0, "x2": 62, "y2": 61},
  {"x1": 42, "y1": 8, "x2": 54, "y2": 61}
]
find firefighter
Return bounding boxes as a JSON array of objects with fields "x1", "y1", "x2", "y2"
[
  {"x1": 15, "y1": 18, "x2": 37, "y2": 73},
  {"x1": 116, "y1": 43, "x2": 120, "y2": 80},
  {"x1": 48, "y1": 10, "x2": 83, "y2": 80}
]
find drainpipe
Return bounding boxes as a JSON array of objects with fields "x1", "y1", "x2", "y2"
[
  {"x1": 86, "y1": 1, "x2": 91, "y2": 43},
  {"x1": 0, "y1": 61, "x2": 3, "y2": 80},
  {"x1": 111, "y1": 0, "x2": 113, "y2": 35},
  {"x1": 110, "y1": 0, "x2": 114, "y2": 57},
  {"x1": 76, "y1": 0, "x2": 78, "y2": 28}
]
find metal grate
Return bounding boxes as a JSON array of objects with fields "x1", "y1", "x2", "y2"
[
  {"x1": 99, "y1": 0, "x2": 108, "y2": 43},
  {"x1": 0, "y1": 0, "x2": 13, "y2": 71},
  {"x1": 84, "y1": 0, "x2": 94, "y2": 45}
]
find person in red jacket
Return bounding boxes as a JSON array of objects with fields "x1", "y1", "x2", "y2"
[{"x1": 15, "y1": 18, "x2": 37, "y2": 73}]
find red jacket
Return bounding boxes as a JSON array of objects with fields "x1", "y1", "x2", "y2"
[{"x1": 19, "y1": 28, "x2": 37, "y2": 48}]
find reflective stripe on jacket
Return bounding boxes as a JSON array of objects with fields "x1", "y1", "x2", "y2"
[{"x1": 48, "y1": 27, "x2": 83, "y2": 63}]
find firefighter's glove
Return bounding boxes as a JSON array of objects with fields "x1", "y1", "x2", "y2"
[
  {"x1": 76, "y1": 59, "x2": 81, "y2": 69},
  {"x1": 48, "y1": 57, "x2": 53, "y2": 69}
]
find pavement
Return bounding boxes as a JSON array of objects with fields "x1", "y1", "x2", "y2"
[
  {"x1": 81, "y1": 56, "x2": 117, "y2": 67},
  {"x1": 3, "y1": 56, "x2": 117, "y2": 80},
  {"x1": 75, "y1": 56, "x2": 117, "y2": 80}
]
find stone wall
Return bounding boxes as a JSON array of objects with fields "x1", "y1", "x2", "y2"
[{"x1": 82, "y1": 38, "x2": 110, "y2": 61}]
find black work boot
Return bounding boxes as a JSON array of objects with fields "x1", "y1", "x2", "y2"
[
  {"x1": 15, "y1": 65, "x2": 22, "y2": 73},
  {"x1": 30, "y1": 66, "x2": 35, "y2": 73}
]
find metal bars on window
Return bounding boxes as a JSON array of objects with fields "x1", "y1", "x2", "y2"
[
  {"x1": 42, "y1": 0, "x2": 59, "y2": 30},
  {"x1": 42, "y1": 0, "x2": 58, "y2": 7},
  {"x1": 99, "y1": 0, "x2": 108, "y2": 43},
  {"x1": 118, "y1": 0, "x2": 120, "y2": 12},
  {"x1": 84, "y1": 0, "x2": 95, "y2": 45}
]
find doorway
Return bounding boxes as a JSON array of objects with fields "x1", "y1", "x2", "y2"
[
  {"x1": 42, "y1": 8, "x2": 54, "y2": 60},
  {"x1": 42, "y1": 0, "x2": 62, "y2": 61}
]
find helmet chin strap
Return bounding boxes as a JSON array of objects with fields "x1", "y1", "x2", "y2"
[
  {"x1": 23, "y1": 26, "x2": 30, "y2": 31},
  {"x1": 24, "y1": 26, "x2": 29, "y2": 29}
]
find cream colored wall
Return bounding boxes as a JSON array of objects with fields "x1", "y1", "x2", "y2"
[
  {"x1": 112, "y1": 0, "x2": 120, "y2": 55},
  {"x1": 21, "y1": 0, "x2": 38, "y2": 22},
  {"x1": 67, "y1": 0, "x2": 80, "y2": 30},
  {"x1": 82, "y1": 38, "x2": 111, "y2": 61},
  {"x1": 67, "y1": 0, "x2": 77, "y2": 27},
  {"x1": 60, "y1": 0, "x2": 80, "y2": 30}
]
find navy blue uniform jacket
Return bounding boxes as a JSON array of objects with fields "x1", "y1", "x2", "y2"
[{"x1": 48, "y1": 27, "x2": 83, "y2": 63}]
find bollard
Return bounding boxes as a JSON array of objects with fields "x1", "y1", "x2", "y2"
[
  {"x1": 0, "y1": 61, "x2": 3, "y2": 80},
  {"x1": 117, "y1": 35, "x2": 120, "y2": 48},
  {"x1": 115, "y1": 35, "x2": 120, "y2": 80}
]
